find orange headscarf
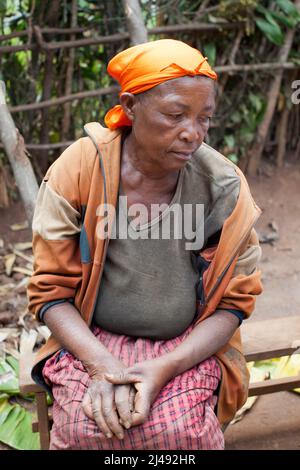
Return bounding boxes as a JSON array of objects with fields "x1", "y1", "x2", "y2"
[{"x1": 104, "y1": 39, "x2": 217, "y2": 130}]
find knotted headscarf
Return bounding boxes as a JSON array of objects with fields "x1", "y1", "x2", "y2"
[{"x1": 104, "y1": 39, "x2": 217, "y2": 130}]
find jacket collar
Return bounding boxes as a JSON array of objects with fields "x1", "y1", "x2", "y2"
[{"x1": 84, "y1": 122, "x2": 121, "y2": 145}]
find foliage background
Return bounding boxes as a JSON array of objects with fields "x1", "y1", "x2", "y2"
[{"x1": 0, "y1": 0, "x2": 300, "y2": 200}]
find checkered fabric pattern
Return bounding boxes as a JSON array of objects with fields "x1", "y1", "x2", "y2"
[{"x1": 43, "y1": 325, "x2": 224, "y2": 450}]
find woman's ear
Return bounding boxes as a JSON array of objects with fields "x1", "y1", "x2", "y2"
[{"x1": 119, "y1": 93, "x2": 137, "y2": 122}]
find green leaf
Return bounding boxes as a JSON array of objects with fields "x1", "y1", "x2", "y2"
[
  {"x1": 230, "y1": 111, "x2": 242, "y2": 124},
  {"x1": 240, "y1": 127, "x2": 255, "y2": 144},
  {"x1": 6, "y1": 355, "x2": 19, "y2": 375},
  {"x1": 224, "y1": 135, "x2": 235, "y2": 149},
  {"x1": 228, "y1": 153, "x2": 239, "y2": 164},
  {"x1": 0, "y1": 393, "x2": 9, "y2": 402},
  {"x1": 256, "y1": 3, "x2": 298, "y2": 28},
  {"x1": 268, "y1": 10, "x2": 298, "y2": 28},
  {"x1": 0, "y1": 357, "x2": 19, "y2": 395},
  {"x1": 275, "y1": 0, "x2": 300, "y2": 21},
  {"x1": 203, "y1": 43, "x2": 216, "y2": 67},
  {"x1": 0, "y1": 398, "x2": 13, "y2": 425},
  {"x1": 249, "y1": 93, "x2": 263, "y2": 113},
  {"x1": 0, "y1": 399, "x2": 40, "y2": 450},
  {"x1": 255, "y1": 17, "x2": 284, "y2": 45},
  {"x1": 0, "y1": 0, "x2": 6, "y2": 14}
]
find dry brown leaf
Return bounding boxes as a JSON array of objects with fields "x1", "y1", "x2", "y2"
[
  {"x1": 36, "y1": 325, "x2": 51, "y2": 342},
  {"x1": 20, "y1": 329, "x2": 38, "y2": 355},
  {"x1": 15, "y1": 277, "x2": 29, "y2": 290},
  {"x1": 13, "y1": 242, "x2": 32, "y2": 251},
  {"x1": 12, "y1": 267, "x2": 33, "y2": 276},
  {"x1": 10, "y1": 221, "x2": 29, "y2": 231},
  {"x1": 230, "y1": 396, "x2": 259, "y2": 424},
  {"x1": 3, "y1": 344, "x2": 20, "y2": 359},
  {"x1": 13, "y1": 248, "x2": 33, "y2": 264},
  {"x1": 4, "y1": 253, "x2": 16, "y2": 276},
  {"x1": 0, "y1": 331, "x2": 10, "y2": 342},
  {"x1": 0, "y1": 311, "x2": 17, "y2": 325},
  {"x1": 0, "y1": 328, "x2": 19, "y2": 343},
  {"x1": 0, "y1": 283, "x2": 16, "y2": 295},
  {"x1": 17, "y1": 309, "x2": 30, "y2": 328}
]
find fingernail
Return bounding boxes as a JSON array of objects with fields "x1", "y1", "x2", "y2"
[
  {"x1": 117, "y1": 433, "x2": 124, "y2": 440},
  {"x1": 106, "y1": 433, "x2": 112, "y2": 438},
  {"x1": 124, "y1": 421, "x2": 131, "y2": 429}
]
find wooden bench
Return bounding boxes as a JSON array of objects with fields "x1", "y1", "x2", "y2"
[{"x1": 19, "y1": 315, "x2": 300, "y2": 450}]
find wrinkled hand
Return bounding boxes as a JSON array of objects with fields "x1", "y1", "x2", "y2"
[
  {"x1": 105, "y1": 358, "x2": 175, "y2": 427},
  {"x1": 82, "y1": 358, "x2": 136, "y2": 440}
]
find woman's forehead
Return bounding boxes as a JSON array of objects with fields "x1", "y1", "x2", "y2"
[
  {"x1": 142, "y1": 76, "x2": 215, "y2": 109},
  {"x1": 147, "y1": 76, "x2": 214, "y2": 98}
]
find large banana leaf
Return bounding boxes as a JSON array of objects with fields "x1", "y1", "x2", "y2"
[
  {"x1": 0, "y1": 356, "x2": 19, "y2": 395},
  {"x1": 0, "y1": 396, "x2": 40, "y2": 450},
  {"x1": 231, "y1": 354, "x2": 300, "y2": 424},
  {"x1": 271, "y1": 354, "x2": 300, "y2": 393},
  {"x1": 0, "y1": 356, "x2": 40, "y2": 449}
]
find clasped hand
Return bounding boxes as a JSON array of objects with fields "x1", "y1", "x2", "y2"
[{"x1": 82, "y1": 357, "x2": 173, "y2": 440}]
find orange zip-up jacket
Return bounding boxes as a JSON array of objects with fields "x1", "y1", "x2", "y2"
[{"x1": 27, "y1": 122, "x2": 263, "y2": 425}]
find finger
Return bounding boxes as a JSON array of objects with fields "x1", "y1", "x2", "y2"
[
  {"x1": 129, "y1": 386, "x2": 136, "y2": 412},
  {"x1": 131, "y1": 389, "x2": 151, "y2": 426},
  {"x1": 101, "y1": 383, "x2": 125, "y2": 439},
  {"x1": 82, "y1": 391, "x2": 94, "y2": 421},
  {"x1": 105, "y1": 371, "x2": 139, "y2": 385},
  {"x1": 115, "y1": 385, "x2": 133, "y2": 429},
  {"x1": 91, "y1": 393, "x2": 114, "y2": 439},
  {"x1": 82, "y1": 390, "x2": 113, "y2": 438}
]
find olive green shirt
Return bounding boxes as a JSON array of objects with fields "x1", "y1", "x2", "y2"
[{"x1": 93, "y1": 147, "x2": 240, "y2": 339}]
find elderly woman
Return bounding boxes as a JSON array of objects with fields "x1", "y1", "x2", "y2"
[{"x1": 28, "y1": 39, "x2": 262, "y2": 450}]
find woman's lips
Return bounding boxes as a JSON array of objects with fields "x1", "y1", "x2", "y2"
[{"x1": 170, "y1": 151, "x2": 193, "y2": 161}]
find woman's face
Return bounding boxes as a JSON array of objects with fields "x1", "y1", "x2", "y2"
[{"x1": 120, "y1": 75, "x2": 215, "y2": 172}]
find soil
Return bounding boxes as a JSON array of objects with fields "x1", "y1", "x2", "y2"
[
  {"x1": 225, "y1": 160, "x2": 300, "y2": 450},
  {"x1": 0, "y1": 160, "x2": 300, "y2": 450}
]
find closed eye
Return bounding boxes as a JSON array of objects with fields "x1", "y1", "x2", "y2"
[
  {"x1": 167, "y1": 113, "x2": 184, "y2": 119},
  {"x1": 199, "y1": 116, "x2": 212, "y2": 124}
]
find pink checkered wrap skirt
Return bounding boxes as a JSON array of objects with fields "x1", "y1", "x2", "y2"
[{"x1": 42, "y1": 325, "x2": 224, "y2": 450}]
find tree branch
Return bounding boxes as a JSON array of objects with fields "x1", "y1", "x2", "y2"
[
  {"x1": 123, "y1": 0, "x2": 148, "y2": 45},
  {"x1": 0, "y1": 82, "x2": 38, "y2": 223},
  {"x1": 0, "y1": 21, "x2": 246, "y2": 54},
  {"x1": 61, "y1": 0, "x2": 77, "y2": 140},
  {"x1": 9, "y1": 85, "x2": 119, "y2": 113}
]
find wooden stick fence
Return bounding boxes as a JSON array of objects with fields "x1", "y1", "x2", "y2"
[
  {"x1": 0, "y1": 21, "x2": 246, "y2": 54},
  {"x1": 1, "y1": 22, "x2": 299, "y2": 154}
]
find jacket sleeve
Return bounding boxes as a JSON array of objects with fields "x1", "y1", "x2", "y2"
[
  {"x1": 27, "y1": 140, "x2": 84, "y2": 321},
  {"x1": 217, "y1": 228, "x2": 263, "y2": 320}
]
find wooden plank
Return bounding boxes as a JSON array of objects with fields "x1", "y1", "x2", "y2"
[
  {"x1": 19, "y1": 351, "x2": 45, "y2": 394},
  {"x1": 248, "y1": 375, "x2": 300, "y2": 396},
  {"x1": 242, "y1": 315, "x2": 300, "y2": 359},
  {"x1": 244, "y1": 346, "x2": 299, "y2": 362},
  {"x1": 36, "y1": 392, "x2": 50, "y2": 450},
  {"x1": 32, "y1": 416, "x2": 53, "y2": 433}
]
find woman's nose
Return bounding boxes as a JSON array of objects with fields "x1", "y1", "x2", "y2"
[{"x1": 179, "y1": 122, "x2": 202, "y2": 143}]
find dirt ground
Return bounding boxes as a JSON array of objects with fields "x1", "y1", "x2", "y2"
[
  {"x1": 225, "y1": 160, "x2": 300, "y2": 450},
  {"x1": 0, "y1": 160, "x2": 300, "y2": 450}
]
